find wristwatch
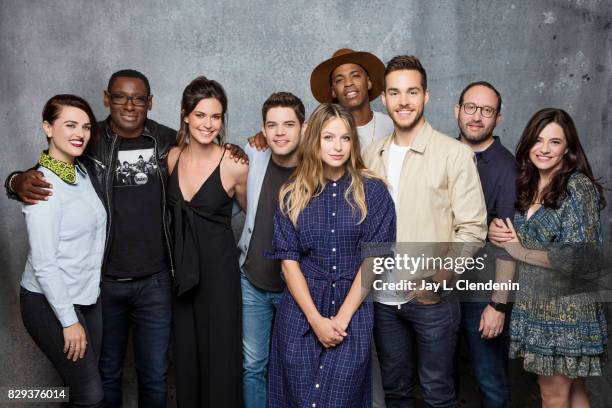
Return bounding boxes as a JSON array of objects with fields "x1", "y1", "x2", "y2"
[{"x1": 488, "y1": 301, "x2": 508, "y2": 313}]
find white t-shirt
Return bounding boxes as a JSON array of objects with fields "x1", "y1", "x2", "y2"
[
  {"x1": 380, "y1": 141, "x2": 410, "y2": 306},
  {"x1": 357, "y1": 111, "x2": 394, "y2": 152},
  {"x1": 386, "y1": 142, "x2": 410, "y2": 205}
]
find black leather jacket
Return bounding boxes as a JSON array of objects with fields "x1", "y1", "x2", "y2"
[{"x1": 75, "y1": 117, "x2": 177, "y2": 276}]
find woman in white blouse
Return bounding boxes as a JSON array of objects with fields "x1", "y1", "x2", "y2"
[{"x1": 20, "y1": 95, "x2": 106, "y2": 408}]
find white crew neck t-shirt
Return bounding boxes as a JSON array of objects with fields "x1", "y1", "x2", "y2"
[
  {"x1": 386, "y1": 142, "x2": 410, "y2": 205},
  {"x1": 380, "y1": 141, "x2": 410, "y2": 306},
  {"x1": 356, "y1": 111, "x2": 394, "y2": 152}
]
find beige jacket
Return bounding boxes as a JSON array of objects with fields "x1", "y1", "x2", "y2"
[{"x1": 363, "y1": 121, "x2": 487, "y2": 246}]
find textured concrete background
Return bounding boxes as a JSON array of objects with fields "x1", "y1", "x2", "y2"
[{"x1": 1, "y1": 0, "x2": 611, "y2": 406}]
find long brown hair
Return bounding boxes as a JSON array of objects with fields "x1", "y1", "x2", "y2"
[
  {"x1": 176, "y1": 76, "x2": 228, "y2": 147},
  {"x1": 515, "y1": 108, "x2": 606, "y2": 213},
  {"x1": 279, "y1": 103, "x2": 380, "y2": 226}
]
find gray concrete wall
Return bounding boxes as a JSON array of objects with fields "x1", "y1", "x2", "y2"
[{"x1": 1, "y1": 0, "x2": 610, "y2": 406}]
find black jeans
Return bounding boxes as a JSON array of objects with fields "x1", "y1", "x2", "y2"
[
  {"x1": 20, "y1": 287, "x2": 104, "y2": 408},
  {"x1": 374, "y1": 294, "x2": 461, "y2": 408},
  {"x1": 99, "y1": 271, "x2": 172, "y2": 408}
]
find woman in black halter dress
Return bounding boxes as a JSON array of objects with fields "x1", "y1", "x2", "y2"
[{"x1": 167, "y1": 76, "x2": 247, "y2": 407}]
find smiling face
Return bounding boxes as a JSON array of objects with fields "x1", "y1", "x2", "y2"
[
  {"x1": 320, "y1": 117, "x2": 352, "y2": 178},
  {"x1": 455, "y1": 85, "x2": 501, "y2": 147},
  {"x1": 43, "y1": 106, "x2": 92, "y2": 163},
  {"x1": 104, "y1": 76, "x2": 152, "y2": 139},
  {"x1": 262, "y1": 106, "x2": 303, "y2": 157},
  {"x1": 330, "y1": 63, "x2": 372, "y2": 110},
  {"x1": 529, "y1": 122, "x2": 568, "y2": 175},
  {"x1": 382, "y1": 69, "x2": 429, "y2": 132},
  {"x1": 185, "y1": 97, "x2": 223, "y2": 145}
]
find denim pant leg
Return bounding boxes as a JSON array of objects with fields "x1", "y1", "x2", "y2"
[
  {"x1": 131, "y1": 272, "x2": 172, "y2": 408},
  {"x1": 408, "y1": 295, "x2": 461, "y2": 408},
  {"x1": 460, "y1": 302, "x2": 510, "y2": 408},
  {"x1": 241, "y1": 274, "x2": 282, "y2": 408},
  {"x1": 20, "y1": 289, "x2": 104, "y2": 408},
  {"x1": 373, "y1": 302, "x2": 417, "y2": 408},
  {"x1": 100, "y1": 278, "x2": 133, "y2": 407},
  {"x1": 372, "y1": 340, "x2": 387, "y2": 408}
]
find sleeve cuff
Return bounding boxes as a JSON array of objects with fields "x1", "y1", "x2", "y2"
[
  {"x1": 57, "y1": 308, "x2": 79, "y2": 328},
  {"x1": 265, "y1": 250, "x2": 300, "y2": 261},
  {"x1": 361, "y1": 242, "x2": 395, "y2": 260}
]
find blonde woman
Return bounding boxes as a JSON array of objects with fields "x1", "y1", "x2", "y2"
[{"x1": 267, "y1": 103, "x2": 396, "y2": 407}]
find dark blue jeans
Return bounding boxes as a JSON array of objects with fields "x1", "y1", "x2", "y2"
[
  {"x1": 374, "y1": 295, "x2": 461, "y2": 408},
  {"x1": 459, "y1": 302, "x2": 510, "y2": 408},
  {"x1": 99, "y1": 271, "x2": 172, "y2": 408}
]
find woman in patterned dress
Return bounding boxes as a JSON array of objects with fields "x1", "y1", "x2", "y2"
[
  {"x1": 489, "y1": 108, "x2": 607, "y2": 408},
  {"x1": 267, "y1": 103, "x2": 396, "y2": 407}
]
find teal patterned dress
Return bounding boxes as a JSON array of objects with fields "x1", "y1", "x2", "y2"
[{"x1": 509, "y1": 172, "x2": 608, "y2": 378}]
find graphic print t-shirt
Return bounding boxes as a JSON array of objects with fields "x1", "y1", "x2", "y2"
[{"x1": 106, "y1": 135, "x2": 166, "y2": 278}]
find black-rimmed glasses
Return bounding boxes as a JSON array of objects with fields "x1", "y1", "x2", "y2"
[{"x1": 106, "y1": 92, "x2": 151, "y2": 107}]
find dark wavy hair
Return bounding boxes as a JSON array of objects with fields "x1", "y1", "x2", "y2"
[
  {"x1": 515, "y1": 108, "x2": 605, "y2": 213},
  {"x1": 177, "y1": 76, "x2": 228, "y2": 147}
]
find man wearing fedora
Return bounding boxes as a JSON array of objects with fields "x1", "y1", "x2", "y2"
[
  {"x1": 309, "y1": 48, "x2": 394, "y2": 149},
  {"x1": 249, "y1": 48, "x2": 394, "y2": 154}
]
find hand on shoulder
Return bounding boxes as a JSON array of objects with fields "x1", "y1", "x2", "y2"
[{"x1": 223, "y1": 150, "x2": 248, "y2": 181}]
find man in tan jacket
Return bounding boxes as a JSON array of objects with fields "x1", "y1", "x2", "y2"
[{"x1": 363, "y1": 55, "x2": 487, "y2": 408}]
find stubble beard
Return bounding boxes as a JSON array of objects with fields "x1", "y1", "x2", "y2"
[{"x1": 391, "y1": 109, "x2": 424, "y2": 133}]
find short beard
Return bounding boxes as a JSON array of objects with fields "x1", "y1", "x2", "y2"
[
  {"x1": 458, "y1": 121, "x2": 494, "y2": 145},
  {"x1": 391, "y1": 109, "x2": 424, "y2": 133}
]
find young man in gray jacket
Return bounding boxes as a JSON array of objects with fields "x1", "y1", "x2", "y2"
[{"x1": 238, "y1": 92, "x2": 306, "y2": 408}]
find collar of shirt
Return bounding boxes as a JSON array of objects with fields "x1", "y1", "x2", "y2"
[
  {"x1": 38, "y1": 150, "x2": 87, "y2": 185},
  {"x1": 324, "y1": 170, "x2": 350, "y2": 186},
  {"x1": 474, "y1": 136, "x2": 502, "y2": 164},
  {"x1": 379, "y1": 121, "x2": 432, "y2": 156}
]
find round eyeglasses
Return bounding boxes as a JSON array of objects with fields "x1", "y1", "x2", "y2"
[{"x1": 460, "y1": 103, "x2": 497, "y2": 118}]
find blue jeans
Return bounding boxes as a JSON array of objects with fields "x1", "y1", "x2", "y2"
[
  {"x1": 241, "y1": 274, "x2": 283, "y2": 408},
  {"x1": 99, "y1": 271, "x2": 172, "y2": 408},
  {"x1": 374, "y1": 295, "x2": 461, "y2": 408},
  {"x1": 459, "y1": 302, "x2": 510, "y2": 408}
]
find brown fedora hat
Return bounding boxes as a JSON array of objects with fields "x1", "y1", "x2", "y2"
[{"x1": 310, "y1": 48, "x2": 385, "y2": 103}]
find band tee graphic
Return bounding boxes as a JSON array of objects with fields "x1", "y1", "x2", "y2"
[
  {"x1": 106, "y1": 136, "x2": 166, "y2": 278},
  {"x1": 114, "y1": 148, "x2": 157, "y2": 187}
]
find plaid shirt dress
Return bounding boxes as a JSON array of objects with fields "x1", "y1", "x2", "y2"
[{"x1": 267, "y1": 174, "x2": 396, "y2": 408}]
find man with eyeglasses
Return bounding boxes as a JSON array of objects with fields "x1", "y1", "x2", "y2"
[{"x1": 455, "y1": 81, "x2": 517, "y2": 408}]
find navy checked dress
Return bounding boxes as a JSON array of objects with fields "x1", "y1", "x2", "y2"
[{"x1": 267, "y1": 174, "x2": 396, "y2": 408}]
